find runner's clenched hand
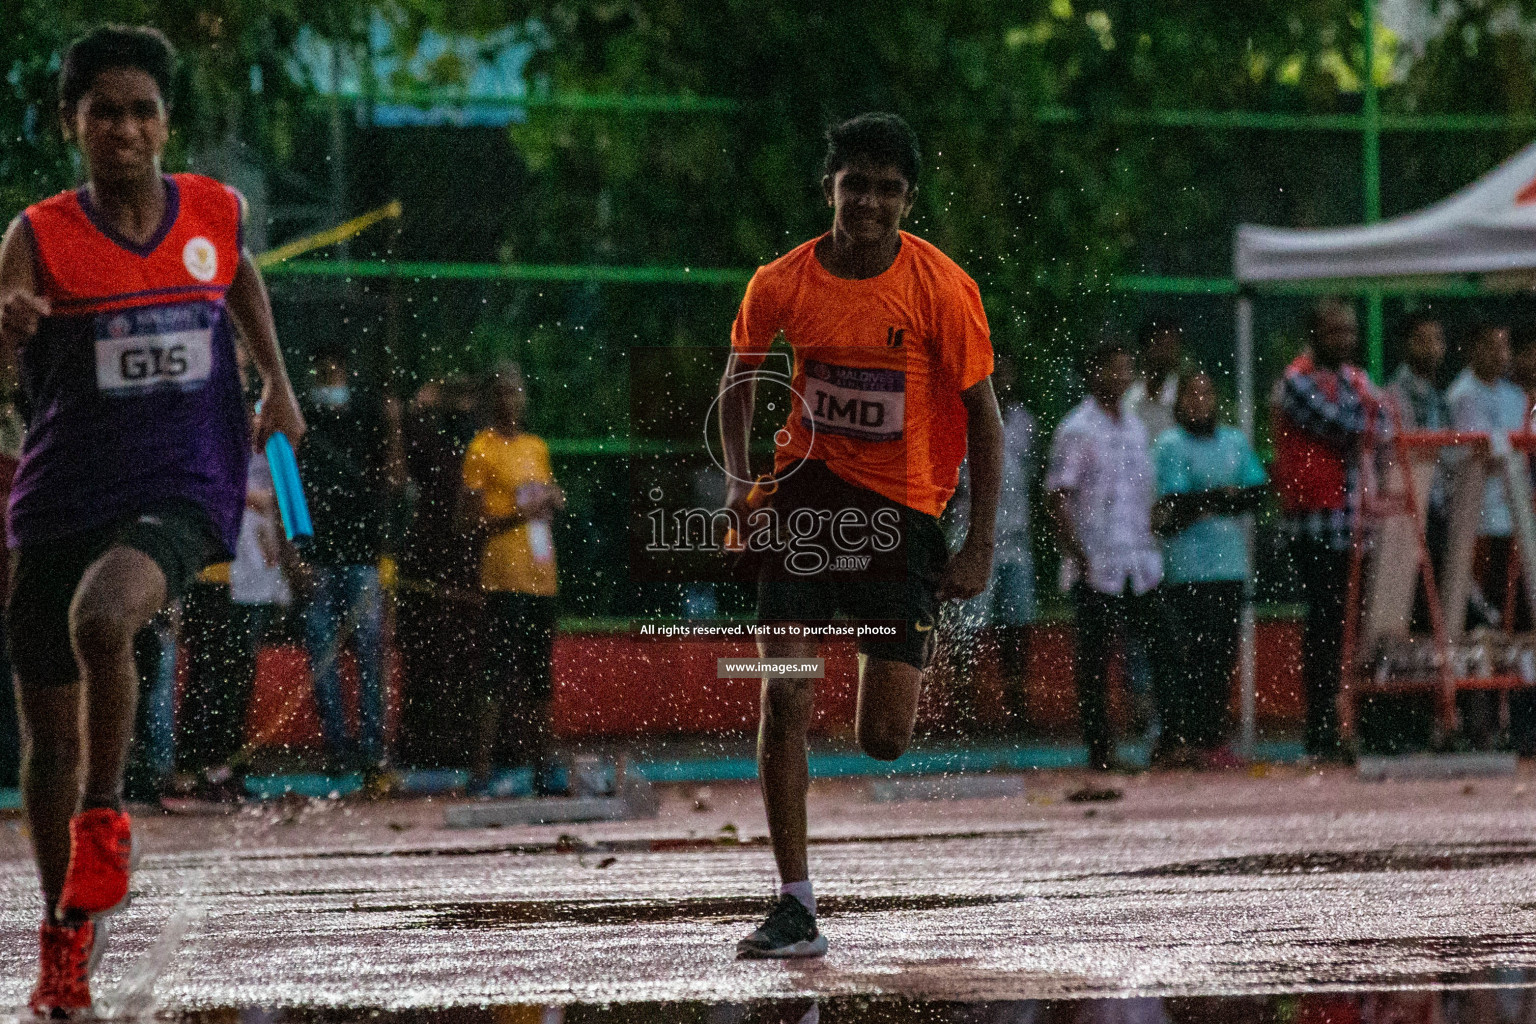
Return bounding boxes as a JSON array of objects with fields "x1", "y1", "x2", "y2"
[{"x1": 0, "y1": 292, "x2": 48, "y2": 350}]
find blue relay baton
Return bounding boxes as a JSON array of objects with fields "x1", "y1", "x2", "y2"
[{"x1": 264, "y1": 431, "x2": 313, "y2": 544}]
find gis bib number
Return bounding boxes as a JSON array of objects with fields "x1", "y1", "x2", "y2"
[
  {"x1": 800, "y1": 358, "x2": 905, "y2": 442},
  {"x1": 95, "y1": 304, "x2": 214, "y2": 396}
]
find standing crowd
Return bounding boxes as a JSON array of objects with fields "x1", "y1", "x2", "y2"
[
  {"x1": 1027, "y1": 299, "x2": 1536, "y2": 771},
  {"x1": 3, "y1": 299, "x2": 1524, "y2": 801},
  {"x1": 1040, "y1": 317, "x2": 1267, "y2": 770},
  {"x1": 116, "y1": 353, "x2": 568, "y2": 805},
  {"x1": 8, "y1": 301, "x2": 1523, "y2": 801}
]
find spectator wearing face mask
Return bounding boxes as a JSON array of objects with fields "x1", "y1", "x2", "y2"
[
  {"x1": 296, "y1": 347, "x2": 406, "y2": 777},
  {"x1": 1151, "y1": 370, "x2": 1267, "y2": 769}
]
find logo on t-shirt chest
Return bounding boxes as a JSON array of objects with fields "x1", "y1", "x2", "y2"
[{"x1": 182, "y1": 236, "x2": 218, "y2": 282}]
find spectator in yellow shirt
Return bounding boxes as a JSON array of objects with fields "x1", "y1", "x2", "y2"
[{"x1": 460, "y1": 364, "x2": 566, "y2": 795}]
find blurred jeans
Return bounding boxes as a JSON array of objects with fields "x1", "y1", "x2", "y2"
[
  {"x1": 144, "y1": 616, "x2": 179, "y2": 779},
  {"x1": 304, "y1": 565, "x2": 385, "y2": 766},
  {"x1": 126, "y1": 614, "x2": 178, "y2": 799},
  {"x1": 1072, "y1": 582, "x2": 1180, "y2": 767}
]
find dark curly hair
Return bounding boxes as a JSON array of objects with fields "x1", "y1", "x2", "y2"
[
  {"x1": 823, "y1": 112, "x2": 921, "y2": 188},
  {"x1": 59, "y1": 25, "x2": 175, "y2": 113}
]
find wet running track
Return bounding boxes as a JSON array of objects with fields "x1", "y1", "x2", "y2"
[{"x1": 5, "y1": 766, "x2": 1536, "y2": 1017}]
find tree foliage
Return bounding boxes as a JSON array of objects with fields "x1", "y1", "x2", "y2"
[{"x1": 10, "y1": 1, "x2": 1536, "y2": 416}]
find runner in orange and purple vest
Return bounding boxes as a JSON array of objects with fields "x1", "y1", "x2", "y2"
[{"x1": 0, "y1": 26, "x2": 306, "y2": 1017}]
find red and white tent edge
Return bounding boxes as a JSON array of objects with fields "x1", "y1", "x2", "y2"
[{"x1": 1235, "y1": 141, "x2": 1536, "y2": 282}]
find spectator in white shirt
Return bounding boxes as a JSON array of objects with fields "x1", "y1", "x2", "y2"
[
  {"x1": 1047, "y1": 341, "x2": 1179, "y2": 771},
  {"x1": 1120, "y1": 316, "x2": 1185, "y2": 740},
  {"x1": 1446, "y1": 323, "x2": 1530, "y2": 749},
  {"x1": 945, "y1": 354, "x2": 1038, "y2": 733}
]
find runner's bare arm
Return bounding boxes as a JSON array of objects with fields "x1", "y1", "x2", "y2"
[
  {"x1": 229, "y1": 249, "x2": 305, "y2": 448},
  {"x1": 0, "y1": 216, "x2": 45, "y2": 375},
  {"x1": 719, "y1": 352, "x2": 758, "y2": 517},
  {"x1": 938, "y1": 377, "x2": 1002, "y2": 600}
]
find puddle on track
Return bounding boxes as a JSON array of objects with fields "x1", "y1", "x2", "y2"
[
  {"x1": 344, "y1": 893, "x2": 1012, "y2": 928},
  {"x1": 164, "y1": 986, "x2": 1536, "y2": 1023},
  {"x1": 327, "y1": 840, "x2": 1536, "y2": 932},
  {"x1": 1123, "y1": 841, "x2": 1536, "y2": 879}
]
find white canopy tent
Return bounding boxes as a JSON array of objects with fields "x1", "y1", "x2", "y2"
[
  {"x1": 1227, "y1": 139, "x2": 1536, "y2": 753},
  {"x1": 1236, "y1": 141, "x2": 1536, "y2": 285}
]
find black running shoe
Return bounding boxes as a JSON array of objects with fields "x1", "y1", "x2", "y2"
[{"x1": 736, "y1": 894, "x2": 828, "y2": 959}]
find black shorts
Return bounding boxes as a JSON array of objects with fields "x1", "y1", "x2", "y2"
[
  {"x1": 8, "y1": 499, "x2": 224, "y2": 691},
  {"x1": 754, "y1": 460, "x2": 948, "y2": 669}
]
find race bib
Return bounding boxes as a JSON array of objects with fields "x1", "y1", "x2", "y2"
[
  {"x1": 95, "y1": 304, "x2": 214, "y2": 396},
  {"x1": 800, "y1": 359, "x2": 905, "y2": 442}
]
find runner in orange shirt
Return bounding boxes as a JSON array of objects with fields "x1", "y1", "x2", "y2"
[{"x1": 718, "y1": 112, "x2": 1003, "y2": 958}]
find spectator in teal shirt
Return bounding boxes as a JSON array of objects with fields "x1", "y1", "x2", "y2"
[{"x1": 1152, "y1": 371, "x2": 1268, "y2": 768}]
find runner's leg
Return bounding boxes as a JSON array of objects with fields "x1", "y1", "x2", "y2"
[
  {"x1": 855, "y1": 655, "x2": 922, "y2": 761},
  {"x1": 16, "y1": 682, "x2": 79, "y2": 910},
  {"x1": 69, "y1": 547, "x2": 167, "y2": 809},
  {"x1": 757, "y1": 633, "x2": 821, "y2": 885}
]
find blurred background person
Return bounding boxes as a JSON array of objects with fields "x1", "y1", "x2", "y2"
[
  {"x1": 461, "y1": 365, "x2": 566, "y2": 796},
  {"x1": 1513, "y1": 328, "x2": 1536, "y2": 426},
  {"x1": 176, "y1": 403, "x2": 293, "y2": 806},
  {"x1": 1151, "y1": 370, "x2": 1267, "y2": 768},
  {"x1": 1047, "y1": 341, "x2": 1177, "y2": 772},
  {"x1": 1120, "y1": 317, "x2": 1187, "y2": 744},
  {"x1": 1387, "y1": 314, "x2": 1449, "y2": 432},
  {"x1": 396, "y1": 375, "x2": 484, "y2": 771},
  {"x1": 1447, "y1": 322, "x2": 1530, "y2": 750},
  {"x1": 1271, "y1": 299, "x2": 1391, "y2": 762},
  {"x1": 1387, "y1": 314, "x2": 1450, "y2": 576},
  {"x1": 1123, "y1": 316, "x2": 1185, "y2": 442},
  {"x1": 683, "y1": 463, "x2": 727, "y2": 620},
  {"x1": 298, "y1": 347, "x2": 405, "y2": 776},
  {"x1": 942, "y1": 353, "x2": 1037, "y2": 735},
  {"x1": 1363, "y1": 313, "x2": 1451, "y2": 754}
]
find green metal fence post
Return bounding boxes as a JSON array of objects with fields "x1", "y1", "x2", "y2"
[{"x1": 1363, "y1": 0, "x2": 1385, "y2": 380}]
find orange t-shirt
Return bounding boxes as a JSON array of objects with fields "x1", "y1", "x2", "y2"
[{"x1": 730, "y1": 231, "x2": 993, "y2": 517}]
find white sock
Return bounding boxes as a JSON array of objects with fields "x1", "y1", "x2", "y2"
[{"x1": 781, "y1": 880, "x2": 815, "y2": 917}]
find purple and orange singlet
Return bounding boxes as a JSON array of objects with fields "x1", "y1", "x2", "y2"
[{"x1": 10, "y1": 173, "x2": 251, "y2": 551}]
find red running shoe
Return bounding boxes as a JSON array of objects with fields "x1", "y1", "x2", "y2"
[
  {"x1": 28, "y1": 918, "x2": 95, "y2": 1019},
  {"x1": 58, "y1": 808, "x2": 133, "y2": 919}
]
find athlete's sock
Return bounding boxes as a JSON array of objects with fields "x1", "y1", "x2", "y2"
[{"x1": 781, "y1": 880, "x2": 815, "y2": 917}]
